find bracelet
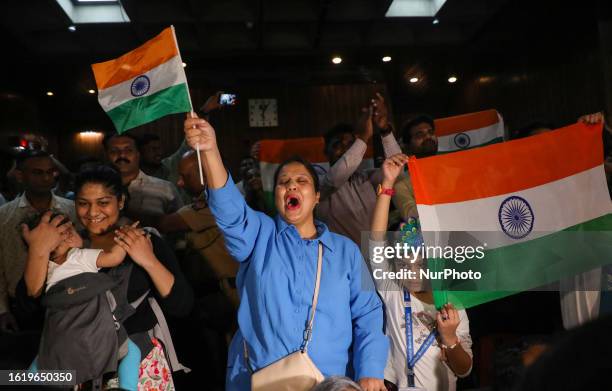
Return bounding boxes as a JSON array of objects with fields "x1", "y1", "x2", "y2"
[{"x1": 441, "y1": 338, "x2": 460, "y2": 350}]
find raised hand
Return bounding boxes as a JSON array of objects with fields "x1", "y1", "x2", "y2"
[
  {"x1": 371, "y1": 92, "x2": 390, "y2": 132},
  {"x1": 436, "y1": 303, "x2": 460, "y2": 347},
  {"x1": 184, "y1": 113, "x2": 218, "y2": 152},
  {"x1": 382, "y1": 153, "x2": 408, "y2": 187},
  {"x1": 199, "y1": 91, "x2": 223, "y2": 114},
  {"x1": 355, "y1": 105, "x2": 374, "y2": 143}
]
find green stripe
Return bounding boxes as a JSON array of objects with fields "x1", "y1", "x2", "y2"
[
  {"x1": 438, "y1": 136, "x2": 504, "y2": 154},
  {"x1": 431, "y1": 214, "x2": 612, "y2": 309},
  {"x1": 107, "y1": 84, "x2": 191, "y2": 134}
]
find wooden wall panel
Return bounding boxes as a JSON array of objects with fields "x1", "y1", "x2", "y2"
[{"x1": 449, "y1": 54, "x2": 605, "y2": 134}]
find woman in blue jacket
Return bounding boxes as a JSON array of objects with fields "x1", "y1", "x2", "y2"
[{"x1": 183, "y1": 114, "x2": 388, "y2": 391}]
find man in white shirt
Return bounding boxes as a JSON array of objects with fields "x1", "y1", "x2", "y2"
[
  {"x1": 317, "y1": 93, "x2": 402, "y2": 245},
  {"x1": 0, "y1": 149, "x2": 75, "y2": 333},
  {"x1": 104, "y1": 133, "x2": 183, "y2": 226}
]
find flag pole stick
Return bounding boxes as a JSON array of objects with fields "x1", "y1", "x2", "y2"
[
  {"x1": 171, "y1": 25, "x2": 205, "y2": 186},
  {"x1": 188, "y1": 111, "x2": 206, "y2": 186}
]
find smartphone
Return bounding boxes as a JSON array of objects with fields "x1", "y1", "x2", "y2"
[{"x1": 219, "y1": 93, "x2": 237, "y2": 106}]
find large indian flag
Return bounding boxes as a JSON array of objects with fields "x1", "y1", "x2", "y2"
[
  {"x1": 91, "y1": 26, "x2": 191, "y2": 134},
  {"x1": 259, "y1": 138, "x2": 374, "y2": 212},
  {"x1": 408, "y1": 122, "x2": 612, "y2": 309},
  {"x1": 435, "y1": 109, "x2": 504, "y2": 153}
]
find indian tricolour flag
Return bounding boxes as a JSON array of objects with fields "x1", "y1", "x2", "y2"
[
  {"x1": 434, "y1": 109, "x2": 505, "y2": 153},
  {"x1": 91, "y1": 26, "x2": 191, "y2": 134},
  {"x1": 409, "y1": 122, "x2": 612, "y2": 309},
  {"x1": 259, "y1": 137, "x2": 374, "y2": 212}
]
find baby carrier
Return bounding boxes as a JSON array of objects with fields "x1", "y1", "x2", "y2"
[
  {"x1": 37, "y1": 262, "x2": 140, "y2": 385},
  {"x1": 36, "y1": 226, "x2": 189, "y2": 387}
]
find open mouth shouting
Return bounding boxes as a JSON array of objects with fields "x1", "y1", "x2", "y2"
[{"x1": 285, "y1": 193, "x2": 301, "y2": 211}]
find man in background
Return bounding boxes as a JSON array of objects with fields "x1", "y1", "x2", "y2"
[{"x1": 104, "y1": 133, "x2": 183, "y2": 225}]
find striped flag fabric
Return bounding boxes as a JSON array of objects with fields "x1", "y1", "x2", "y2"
[
  {"x1": 259, "y1": 137, "x2": 374, "y2": 212},
  {"x1": 91, "y1": 26, "x2": 191, "y2": 134},
  {"x1": 434, "y1": 109, "x2": 505, "y2": 153},
  {"x1": 408, "y1": 122, "x2": 612, "y2": 309}
]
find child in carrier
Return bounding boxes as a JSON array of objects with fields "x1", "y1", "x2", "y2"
[{"x1": 22, "y1": 210, "x2": 142, "y2": 391}]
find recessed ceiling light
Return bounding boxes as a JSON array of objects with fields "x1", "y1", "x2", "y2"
[
  {"x1": 68, "y1": 25, "x2": 76, "y2": 32},
  {"x1": 46, "y1": 91, "x2": 54, "y2": 96},
  {"x1": 57, "y1": 0, "x2": 130, "y2": 24},
  {"x1": 410, "y1": 77, "x2": 419, "y2": 83},
  {"x1": 382, "y1": 56, "x2": 392, "y2": 63},
  {"x1": 182, "y1": 62, "x2": 187, "y2": 68},
  {"x1": 386, "y1": 0, "x2": 448, "y2": 17},
  {"x1": 332, "y1": 56, "x2": 342, "y2": 64},
  {"x1": 432, "y1": 18, "x2": 440, "y2": 25},
  {"x1": 448, "y1": 76, "x2": 458, "y2": 83},
  {"x1": 88, "y1": 89, "x2": 96, "y2": 94}
]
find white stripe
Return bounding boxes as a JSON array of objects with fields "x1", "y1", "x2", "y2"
[
  {"x1": 437, "y1": 115, "x2": 504, "y2": 152},
  {"x1": 98, "y1": 55, "x2": 186, "y2": 111},
  {"x1": 416, "y1": 165, "x2": 612, "y2": 249}
]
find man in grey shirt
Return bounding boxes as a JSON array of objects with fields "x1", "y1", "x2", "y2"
[{"x1": 317, "y1": 93, "x2": 401, "y2": 245}]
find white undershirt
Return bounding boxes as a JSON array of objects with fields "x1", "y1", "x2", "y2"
[{"x1": 46, "y1": 248, "x2": 102, "y2": 291}]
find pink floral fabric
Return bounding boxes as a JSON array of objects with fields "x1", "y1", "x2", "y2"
[{"x1": 138, "y1": 338, "x2": 175, "y2": 391}]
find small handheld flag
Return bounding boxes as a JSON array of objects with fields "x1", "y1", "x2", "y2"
[{"x1": 92, "y1": 26, "x2": 204, "y2": 184}]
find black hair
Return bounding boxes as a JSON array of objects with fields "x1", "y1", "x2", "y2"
[
  {"x1": 273, "y1": 156, "x2": 320, "y2": 193},
  {"x1": 15, "y1": 149, "x2": 51, "y2": 170},
  {"x1": 138, "y1": 133, "x2": 161, "y2": 149},
  {"x1": 511, "y1": 121, "x2": 556, "y2": 140},
  {"x1": 74, "y1": 163, "x2": 127, "y2": 200},
  {"x1": 400, "y1": 114, "x2": 435, "y2": 146},
  {"x1": 323, "y1": 123, "x2": 354, "y2": 154},
  {"x1": 102, "y1": 132, "x2": 140, "y2": 150},
  {"x1": 22, "y1": 210, "x2": 70, "y2": 232}
]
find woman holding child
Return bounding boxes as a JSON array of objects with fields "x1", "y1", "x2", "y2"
[{"x1": 22, "y1": 164, "x2": 193, "y2": 390}]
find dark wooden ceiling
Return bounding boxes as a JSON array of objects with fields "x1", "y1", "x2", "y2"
[{"x1": 0, "y1": 0, "x2": 607, "y2": 115}]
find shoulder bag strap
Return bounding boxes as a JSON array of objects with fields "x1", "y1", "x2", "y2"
[
  {"x1": 243, "y1": 243, "x2": 324, "y2": 366},
  {"x1": 301, "y1": 243, "x2": 323, "y2": 352}
]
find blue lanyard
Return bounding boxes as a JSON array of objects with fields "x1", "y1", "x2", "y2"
[{"x1": 404, "y1": 289, "x2": 437, "y2": 387}]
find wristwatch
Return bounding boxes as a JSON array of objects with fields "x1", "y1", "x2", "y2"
[{"x1": 376, "y1": 184, "x2": 395, "y2": 196}]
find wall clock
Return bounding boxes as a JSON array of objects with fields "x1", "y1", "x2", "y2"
[{"x1": 248, "y1": 98, "x2": 278, "y2": 127}]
